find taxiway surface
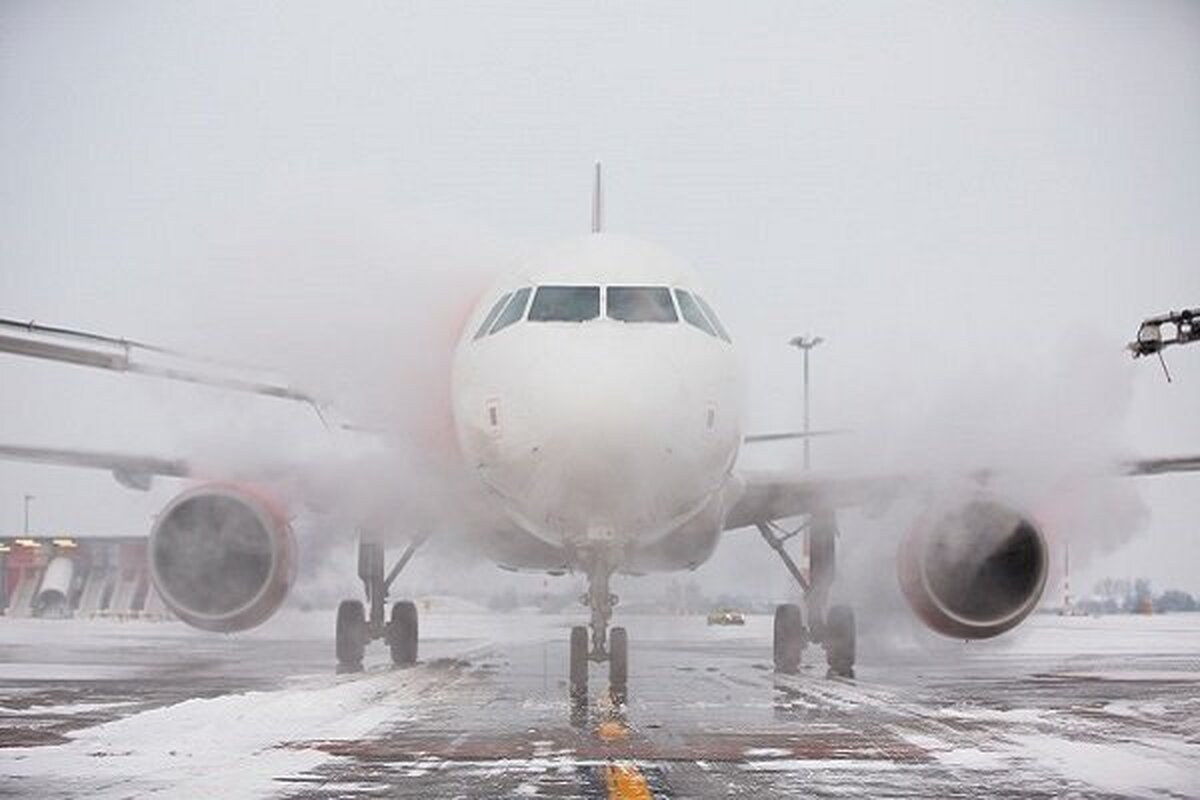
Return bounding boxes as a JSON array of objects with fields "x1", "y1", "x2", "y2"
[{"x1": 1, "y1": 610, "x2": 1198, "y2": 798}]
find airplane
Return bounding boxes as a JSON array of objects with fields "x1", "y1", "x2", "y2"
[{"x1": 2, "y1": 165, "x2": 1198, "y2": 701}]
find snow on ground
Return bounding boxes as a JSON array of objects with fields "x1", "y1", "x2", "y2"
[
  {"x1": 2, "y1": 669, "x2": 412, "y2": 797},
  {"x1": 1006, "y1": 734, "x2": 1198, "y2": 798},
  {"x1": 959, "y1": 612, "x2": 1200, "y2": 658},
  {"x1": 1, "y1": 611, "x2": 1198, "y2": 797},
  {"x1": 0, "y1": 609, "x2": 521, "y2": 798}
]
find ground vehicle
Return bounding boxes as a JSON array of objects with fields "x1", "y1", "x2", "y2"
[{"x1": 707, "y1": 608, "x2": 746, "y2": 626}]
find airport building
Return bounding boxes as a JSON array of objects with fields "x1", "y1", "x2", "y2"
[{"x1": 0, "y1": 536, "x2": 171, "y2": 620}]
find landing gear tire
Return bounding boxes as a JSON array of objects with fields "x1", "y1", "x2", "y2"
[
  {"x1": 336, "y1": 599, "x2": 366, "y2": 671},
  {"x1": 773, "y1": 603, "x2": 805, "y2": 674},
  {"x1": 824, "y1": 604, "x2": 856, "y2": 678},
  {"x1": 387, "y1": 600, "x2": 419, "y2": 666},
  {"x1": 569, "y1": 625, "x2": 589, "y2": 702},
  {"x1": 608, "y1": 626, "x2": 628, "y2": 703}
]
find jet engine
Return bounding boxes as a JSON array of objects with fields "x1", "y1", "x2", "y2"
[
  {"x1": 898, "y1": 497, "x2": 1048, "y2": 639},
  {"x1": 149, "y1": 484, "x2": 296, "y2": 632}
]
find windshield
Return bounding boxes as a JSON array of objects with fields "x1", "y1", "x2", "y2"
[
  {"x1": 606, "y1": 286, "x2": 678, "y2": 323},
  {"x1": 694, "y1": 294, "x2": 731, "y2": 342},
  {"x1": 474, "y1": 292, "x2": 512, "y2": 340},
  {"x1": 674, "y1": 289, "x2": 718, "y2": 337},
  {"x1": 489, "y1": 287, "x2": 531, "y2": 334},
  {"x1": 528, "y1": 286, "x2": 601, "y2": 322}
]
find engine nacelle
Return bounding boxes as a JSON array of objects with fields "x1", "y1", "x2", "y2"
[
  {"x1": 899, "y1": 497, "x2": 1048, "y2": 639},
  {"x1": 149, "y1": 484, "x2": 296, "y2": 632}
]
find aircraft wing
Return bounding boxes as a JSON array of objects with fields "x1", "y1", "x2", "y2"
[
  {"x1": 0, "y1": 316, "x2": 498, "y2": 533},
  {"x1": 742, "y1": 429, "x2": 849, "y2": 444},
  {"x1": 1121, "y1": 455, "x2": 1200, "y2": 476},
  {"x1": 0, "y1": 317, "x2": 360, "y2": 496},
  {"x1": 0, "y1": 443, "x2": 190, "y2": 490},
  {"x1": 0, "y1": 317, "x2": 333, "y2": 422},
  {"x1": 723, "y1": 470, "x2": 910, "y2": 531},
  {"x1": 723, "y1": 456, "x2": 1200, "y2": 531}
]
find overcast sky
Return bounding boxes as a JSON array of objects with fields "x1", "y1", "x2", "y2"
[{"x1": 1, "y1": 1, "x2": 1198, "y2": 602}]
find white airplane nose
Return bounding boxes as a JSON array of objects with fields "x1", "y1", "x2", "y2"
[{"x1": 516, "y1": 352, "x2": 702, "y2": 543}]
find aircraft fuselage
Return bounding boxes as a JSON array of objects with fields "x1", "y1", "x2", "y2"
[{"x1": 451, "y1": 234, "x2": 744, "y2": 573}]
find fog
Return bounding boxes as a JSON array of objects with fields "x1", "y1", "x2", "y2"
[{"x1": 1, "y1": 0, "x2": 1199, "y2": 625}]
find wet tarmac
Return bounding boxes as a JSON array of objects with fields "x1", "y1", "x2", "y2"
[{"x1": 1, "y1": 611, "x2": 1198, "y2": 798}]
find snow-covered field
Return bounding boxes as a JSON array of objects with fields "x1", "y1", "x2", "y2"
[{"x1": 1, "y1": 611, "x2": 1198, "y2": 798}]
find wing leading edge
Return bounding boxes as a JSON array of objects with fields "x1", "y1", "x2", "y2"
[
  {"x1": 0, "y1": 443, "x2": 190, "y2": 490},
  {"x1": 724, "y1": 456, "x2": 1200, "y2": 532}
]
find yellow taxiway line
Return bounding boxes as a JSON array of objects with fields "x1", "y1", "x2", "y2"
[
  {"x1": 597, "y1": 711, "x2": 652, "y2": 800},
  {"x1": 605, "y1": 763, "x2": 653, "y2": 800}
]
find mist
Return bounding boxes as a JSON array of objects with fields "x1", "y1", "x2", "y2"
[{"x1": 1, "y1": 0, "x2": 1199, "y2": 624}]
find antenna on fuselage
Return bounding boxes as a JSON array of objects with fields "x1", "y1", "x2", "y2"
[{"x1": 591, "y1": 162, "x2": 603, "y2": 234}]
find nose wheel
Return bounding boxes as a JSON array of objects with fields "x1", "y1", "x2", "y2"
[
  {"x1": 608, "y1": 625, "x2": 628, "y2": 703},
  {"x1": 569, "y1": 560, "x2": 628, "y2": 703},
  {"x1": 569, "y1": 625, "x2": 588, "y2": 700}
]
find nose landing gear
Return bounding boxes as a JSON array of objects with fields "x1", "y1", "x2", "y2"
[{"x1": 569, "y1": 559, "x2": 628, "y2": 703}]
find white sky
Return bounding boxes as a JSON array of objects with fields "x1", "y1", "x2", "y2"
[{"x1": 1, "y1": 1, "x2": 1198, "y2": 599}]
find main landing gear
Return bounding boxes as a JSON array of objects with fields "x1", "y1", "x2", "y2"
[
  {"x1": 569, "y1": 559, "x2": 628, "y2": 704},
  {"x1": 336, "y1": 535, "x2": 426, "y2": 672},
  {"x1": 758, "y1": 509, "x2": 856, "y2": 678}
]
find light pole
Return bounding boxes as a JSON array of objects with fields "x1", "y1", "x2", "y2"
[
  {"x1": 23, "y1": 494, "x2": 34, "y2": 536},
  {"x1": 788, "y1": 336, "x2": 824, "y2": 469}
]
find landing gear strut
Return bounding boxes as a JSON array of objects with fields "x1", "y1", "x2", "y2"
[
  {"x1": 758, "y1": 509, "x2": 856, "y2": 678},
  {"x1": 335, "y1": 534, "x2": 426, "y2": 672},
  {"x1": 569, "y1": 557, "x2": 628, "y2": 702},
  {"x1": 585, "y1": 562, "x2": 617, "y2": 660}
]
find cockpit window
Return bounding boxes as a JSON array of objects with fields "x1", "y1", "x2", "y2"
[
  {"x1": 606, "y1": 286, "x2": 678, "y2": 323},
  {"x1": 674, "y1": 289, "x2": 718, "y2": 337},
  {"x1": 694, "y1": 294, "x2": 732, "y2": 342},
  {"x1": 474, "y1": 292, "x2": 512, "y2": 340},
  {"x1": 489, "y1": 286, "x2": 531, "y2": 334},
  {"x1": 528, "y1": 286, "x2": 601, "y2": 322}
]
